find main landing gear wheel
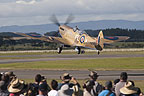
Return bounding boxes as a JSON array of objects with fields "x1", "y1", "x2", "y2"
[
  {"x1": 98, "y1": 51, "x2": 100, "y2": 55},
  {"x1": 75, "y1": 47, "x2": 85, "y2": 54},
  {"x1": 77, "y1": 47, "x2": 81, "y2": 54},
  {"x1": 57, "y1": 47, "x2": 62, "y2": 54},
  {"x1": 75, "y1": 47, "x2": 81, "y2": 54}
]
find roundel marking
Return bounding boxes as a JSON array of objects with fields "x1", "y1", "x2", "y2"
[{"x1": 80, "y1": 36, "x2": 85, "y2": 43}]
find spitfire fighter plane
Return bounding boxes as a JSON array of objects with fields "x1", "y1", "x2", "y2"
[{"x1": 12, "y1": 15, "x2": 129, "y2": 54}]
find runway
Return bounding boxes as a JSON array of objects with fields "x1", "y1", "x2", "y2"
[
  {"x1": 0, "y1": 69, "x2": 144, "y2": 80},
  {"x1": 0, "y1": 54, "x2": 144, "y2": 64}
]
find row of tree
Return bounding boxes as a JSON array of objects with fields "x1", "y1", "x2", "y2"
[{"x1": 0, "y1": 28, "x2": 144, "y2": 51}]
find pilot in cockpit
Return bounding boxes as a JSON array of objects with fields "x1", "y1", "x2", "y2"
[{"x1": 73, "y1": 26, "x2": 79, "y2": 32}]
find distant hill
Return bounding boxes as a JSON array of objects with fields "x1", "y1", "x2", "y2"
[{"x1": 0, "y1": 20, "x2": 144, "y2": 34}]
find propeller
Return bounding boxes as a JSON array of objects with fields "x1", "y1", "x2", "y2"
[
  {"x1": 49, "y1": 14, "x2": 60, "y2": 26},
  {"x1": 50, "y1": 14, "x2": 75, "y2": 26},
  {"x1": 64, "y1": 14, "x2": 75, "y2": 25}
]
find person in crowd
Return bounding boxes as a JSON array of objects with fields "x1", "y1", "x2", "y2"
[
  {"x1": 39, "y1": 76, "x2": 51, "y2": 92},
  {"x1": 83, "y1": 80, "x2": 94, "y2": 96},
  {"x1": 5, "y1": 71, "x2": 16, "y2": 82},
  {"x1": 7, "y1": 77, "x2": 28, "y2": 96},
  {"x1": 73, "y1": 26, "x2": 79, "y2": 32},
  {"x1": 40, "y1": 76, "x2": 47, "y2": 84},
  {"x1": 33, "y1": 74, "x2": 42, "y2": 95},
  {"x1": 48, "y1": 80, "x2": 58, "y2": 96},
  {"x1": 89, "y1": 71, "x2": 103, "y2": 96},
  {"x1": 113, "y1": 79, "x2": 120, "y2": 92},
  {"x1": 0, "y1": 76, "x2": 9, "y2": 96},
  {"x1": 115, "y1": 72, "x2": 128, "y2": 96},
  {"x1": 23, "y1": 83, "x2": 38, "y2": 96},
  {"x1": 34, "y1": 74, "x2": 42, "y2": 86},
  {"x1": 120, "y1": 81, "x2": 139, "y2": 96},
  {"x1": 98, "y1": 81, "x2": 115, "y2": 96},
  {"x1": 58, "y1": 73, "x2": 80, "y2": 96},
  {"x1": 0, "y1": 73, "x2": 3, "y2": 81},
  {"x1": 0, "y1": 74, "x2": 10, "y2": 91},
  {"x1": 58, "y1": 84, "x2": 74, "y2": 96},
  {"x1": 123, "y1": 80, "x2": 143, "y2": 96},
  {"x1": 37, "y1": 83, "x2": 49, "y2": 96}
]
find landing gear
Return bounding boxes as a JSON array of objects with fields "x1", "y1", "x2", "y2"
[
  {"x1": 98, "y1": 51, "x2": 100, "y2": 55},
  {"x1": 75, "y1": 47, "x2": 85, "y2": 54},
  {"x1": 77, "y1": 47, "x2": 81, "y2": 54},
  {"x1": 57, "y1": 47, "x2": 63, "y2": 54}
]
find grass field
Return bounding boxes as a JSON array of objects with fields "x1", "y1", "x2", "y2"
[{"x1": 0, "y1": 57, "x2": 144, "y2": 70}]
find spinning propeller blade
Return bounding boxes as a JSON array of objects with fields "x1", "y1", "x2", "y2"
[
  {"x1": 64, "y1": 14, "x2": 75, "y2": 25},
  {"x1": 50, "y1": 14, "x2": 60, "y2": 26}
]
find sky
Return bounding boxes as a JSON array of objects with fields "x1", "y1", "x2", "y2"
[{"x1": 0, "y1": 0, "x2": 144, "y2": 26}]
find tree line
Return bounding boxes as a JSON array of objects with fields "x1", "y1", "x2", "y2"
[{"x1": 0, "y1": 28, "x2": 144, "y2": 51}]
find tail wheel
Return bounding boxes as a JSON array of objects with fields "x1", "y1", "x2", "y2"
[{"x1": 81, "y1": 50, "x2": 85, "y2": 54}]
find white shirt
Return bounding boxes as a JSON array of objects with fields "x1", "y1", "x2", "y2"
[{"x1": 48, "y1": 90, "x2": 59, "y2": 96}]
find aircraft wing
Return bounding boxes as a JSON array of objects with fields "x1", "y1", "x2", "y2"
[
  {"x1": 92, "y1": 36, "x2": 130, "y2": 44},
  {"x1": 46, "y1": 36, "x2": 70, "y2": 45},
  {"x1": 12, "y1": 32, "x2": 70, "y2": 45}
]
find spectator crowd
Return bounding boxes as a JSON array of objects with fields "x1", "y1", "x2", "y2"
[{"x1": 0, "y1": 71, "x2": 143, "y2": 96}]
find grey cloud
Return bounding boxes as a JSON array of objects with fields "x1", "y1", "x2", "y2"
[
  {"x1": 0, "y1": 0, "x2": 16, "y2": 3},
  {"x1": 1, "y1": 0, "x2": 144, "y2": 17},
  {"x1": 0, "y1": 0, "x2": 144, "y2": 26}
]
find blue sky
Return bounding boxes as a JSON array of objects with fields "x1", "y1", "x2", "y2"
[{"x1": 0, "y1": 0, "x2": 144, "y2": 26}]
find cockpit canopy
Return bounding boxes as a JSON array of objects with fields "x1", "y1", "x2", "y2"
[{"x1": 74, "y1": 29, "x2": 87, "y2": 35}]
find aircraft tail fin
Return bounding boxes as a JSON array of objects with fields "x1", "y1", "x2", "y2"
[{"x1": 96, "y1": 30, "x2": 104, "y2": 50}]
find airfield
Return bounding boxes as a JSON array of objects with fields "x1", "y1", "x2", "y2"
[
  {"x1": 0, "y1": 49, "x2": 144, "y2": 79},
  {"x1": 0, "y1": 49, "x2": 144, "y2": 90}
]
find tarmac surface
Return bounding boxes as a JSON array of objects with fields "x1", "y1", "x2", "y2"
[
  {"x1": 0, "y1": 69, "x2": 144, "y2": 80},
  {"x1": 0, "y1": 54, "x2": 144, "y2": 64}
]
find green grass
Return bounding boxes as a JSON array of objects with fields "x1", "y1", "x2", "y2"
[{"x1": 0, "y1": 57, "x2": 144, "y2": 70}]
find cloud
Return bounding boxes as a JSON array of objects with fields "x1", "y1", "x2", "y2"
[
  {"x1": 0, "y1": 0, "x2": 144, "y2": 26},
  {"x1": 16, "y1": 0, "x2": 36, "y2": 4},
  {"x1": 0, "y1": 0, "x2": 16, "y2": 3}
]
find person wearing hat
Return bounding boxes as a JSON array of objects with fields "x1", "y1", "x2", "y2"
[
  {"x1": 5, "y1": 71, "x2": 15, "y2": 80},
  {"x1": 115, "y1": 72, "x2": 128, "y2": 96},
  {"x1": 58, "y1": 84, "x2": 74, "y2": 96},
  {"x1": 58, "y1": 73, "x2": 80, "y2": 96},
  {"x1": 120, "y1": 81, "x2": 139, "y2": 96},
  {"x1": 8, "y1": 77, "x2": 28, "y2": 96},
  {"x1": 89, "y1": 71, "x2": 103, "y2": 96},
  {"x1": 98, "y1": 81, "x2": 115, "y2": 96}
]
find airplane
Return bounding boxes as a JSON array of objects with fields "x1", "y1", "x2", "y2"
[{"x1": 12, "y1": 15, "x2": 129, "y2": 55}]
